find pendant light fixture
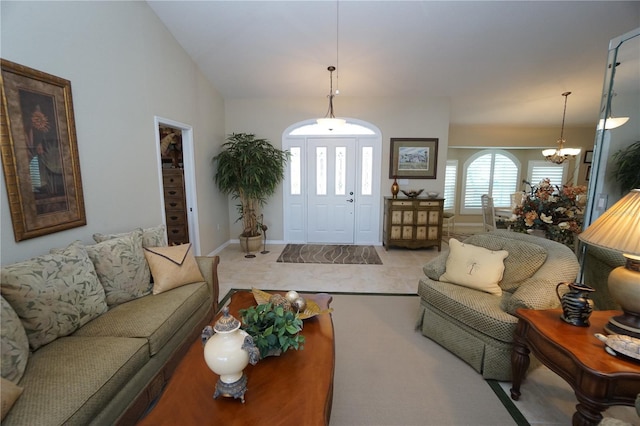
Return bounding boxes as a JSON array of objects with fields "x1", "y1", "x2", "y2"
[
  {"x1": 542, "y1": 92, "x2": 581, "y2": 164},
  {"x1": 597, "y1": 91, "x2": 629, "y2": 130},
  {"x1": 316, "y1": 0, "x2": 345, "y2": 131},
  {"x1": 317, "y1": 66, "x2": 346, "y2": 130}
]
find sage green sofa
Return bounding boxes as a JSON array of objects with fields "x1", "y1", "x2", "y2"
[
  {"x1": 1, "y1": 227, "x2": 219, "y2": 425},
  {"x1": 416, "y1": 230, "x2": 580, "y2": 381}
]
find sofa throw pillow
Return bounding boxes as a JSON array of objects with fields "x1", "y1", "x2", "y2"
[
  {"x1": 1, "y1": 241, "x2": 108, "y2": 350},
  {"x1": 93, "y1": 225, "x2": 167, "y2": 248},
  {"x1": 1, "y1": 377, "x2": 23, "y2": 420},
  {"x1": 144, "y1": 244, "x2": 204, "y2": 295},
  {"x1": 439, "y1": 238, "x2": 509, "y2": 296},
  {"x1": 0, "y1": 296, "x2": 29, "y2": 383},
  {"x1": 464, "y1": 234, "x2": 547, "y2": 292},
  {"x1": 85, "y1": 229, "x2": 152, "y2": 306}
]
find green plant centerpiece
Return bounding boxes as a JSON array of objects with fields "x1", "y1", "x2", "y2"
[
  {"x1": 213, "y1": 133, "x2": 289, "y2": 239},
  {"x1": 239, "y1": 299, "x2": 305, "y2": 359}
]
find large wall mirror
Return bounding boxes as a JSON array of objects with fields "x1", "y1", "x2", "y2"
[{"x1": 584, "y1": 27, "x2": 640, "y2": 227}]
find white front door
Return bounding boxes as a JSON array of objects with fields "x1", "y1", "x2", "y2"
[
  {"x1": 307, "y1": 138, "x2": 356, "y2": 243},
  {"x1": 283, "y1": 119, "x2": 382, "y2": 245}
]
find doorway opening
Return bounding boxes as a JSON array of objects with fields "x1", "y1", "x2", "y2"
[
  {"x1": 154, "y1": 117, "x2": 200, "y2": 254},
  {"x1": 282, "y1": 119, "x2": 382, "y2": 244}
]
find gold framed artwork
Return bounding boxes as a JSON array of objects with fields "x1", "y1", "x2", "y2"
[
  {"x1": 389, "y1": 138, "x2": 438, "y2": 179},
  {"x1": 1, "y1": 59, "x2": 86, "y2": 241}
]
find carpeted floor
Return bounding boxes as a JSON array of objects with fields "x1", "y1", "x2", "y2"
[
  {"x1": 276, "y1": 244, "x2": 383, "y2": 265},
  {"x1": 326, "y1": 293, "x2": 518, "y2": 425}
]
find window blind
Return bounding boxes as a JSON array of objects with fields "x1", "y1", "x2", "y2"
[
  {"x1": 444, "y1": 160, "x2": 457, "y2": 211},
  {"x1": 463, "y1": 152, "x2": 518, "y2": 211},
  {"x1": 528, "y1": 161, "x2": 567, "y2": 189}
]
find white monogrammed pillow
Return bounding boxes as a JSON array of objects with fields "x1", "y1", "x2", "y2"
[{"x1": 439, "y1": 238, "x2": 509, "y2": 296}]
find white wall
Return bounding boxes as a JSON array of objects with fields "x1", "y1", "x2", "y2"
[
  {"x1": 225, "y1": 96, "x2": 450, "y2": 240},
  {"x1": 1, "y1": 1, "x2": 227, "y2": 264}
]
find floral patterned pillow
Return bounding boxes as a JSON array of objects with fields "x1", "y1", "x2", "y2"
[
  {"x1": 0, "y1": 296, "x2": 29, "y2": 383},
  {"x1": 0, "y1": 241, "x2": 108, "y2": 351},
  {"x1": 93, "y1": 225, "x2": 167, "y2": 248},
  {"x1": 85, "y1": 229, "x2": 152, "y2": 306}
]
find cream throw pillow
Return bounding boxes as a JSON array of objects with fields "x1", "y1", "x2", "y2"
[
  {"x1": 144, "y1": 244, "x2": 204, "y2": 295},
  {"x1": 439, "y1": 238, "x2": 508, "y2": 296},
  {"x1": 1, "y1": 376, "x2": 23, "y2": 420}
]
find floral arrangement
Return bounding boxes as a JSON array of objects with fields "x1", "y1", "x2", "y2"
[{"x1": 511, "y1": 179, "x2": 587, "y2": 248}]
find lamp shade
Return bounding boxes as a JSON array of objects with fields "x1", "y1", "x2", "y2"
[
  {"x1": 316, "y1": 117, "x2": 346, "y2": 130},
  {"x1": 597, "y1": 116, "x2": 630, "y2": 130},
  {"x1": 578, "y1": 189, "x2": 640, "y2": 257}
]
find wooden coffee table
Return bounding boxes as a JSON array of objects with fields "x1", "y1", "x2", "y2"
[
  {"x1": 510, "y1": 309, "x2": 640, "y2": 426},
  {"x1": 138, "y1": 290, "x2": 334, "y2": 426}
]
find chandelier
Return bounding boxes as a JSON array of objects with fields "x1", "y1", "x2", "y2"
[
  {"x1": 317, "y1": 66, "x2": 345, "y2": 130},
  {"x1": 542, "y1": 91, "x2": 581, "y2": 164}
]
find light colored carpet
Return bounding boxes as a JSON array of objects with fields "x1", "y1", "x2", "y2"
[
  {"x1": 277, "y1": 244, "x2": 383, "y2": 265},
  {"x1": 329, "y1": 294, "x2": 517, "y2": 426},
  {"x1": 330, "y1": 294, "x2": 638, "y2": 426}
]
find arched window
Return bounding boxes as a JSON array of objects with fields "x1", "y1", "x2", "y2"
[{"x1": 461, "y1": 150, "x2": 519, "y2": 213}]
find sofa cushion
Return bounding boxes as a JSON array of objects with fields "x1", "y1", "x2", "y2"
[
  {"x1": 1, "y1": 242, "x2": 108, "y2": 350},
  {"x1": 73, "y1": 281, "x2": 208, "y2": 356},
  {"x1": 93, "y1": 224, "x2": 167, "y2": 248},
  {"x1": 0, "y1": 377, "x2": 23, "y2": 421},
  {"x1": 0, "y1": 296, "x2": 29, "y2": 383},
  {"x1": 440, "y1": 238, "x2": 508, "y2": 296},
  {"x1": 144, "y1": 244, "x2": 205, "y2": 295},
  {"x1": 418, "y1": 277, "x2": 518, "y2": 342},
  {"x1": 85, "y1": 229, "x2": 152, "y2": 306},
  {"x1": 464, "y1": 234, "x2": 547, "y2": 292},
  {"x1": 3, "y1": 336, "x2": 148, "y2": 426}
]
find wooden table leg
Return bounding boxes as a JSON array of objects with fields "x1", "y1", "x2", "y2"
[
  {"x1": 573, "y1": 399, "x2": 605, "y2": 426},
  {"x1": 510, "y1": 320, "x2": 530, "y2": 401}
]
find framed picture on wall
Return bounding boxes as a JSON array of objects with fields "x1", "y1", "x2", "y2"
[
  {"x1": 0, "y1": 59, "x2": 86, "y2": 241},
  {"x1": 584, "y1": 150, "x2": 593, "y2": 164},
  {"x1": 389, "y1": 138, "x2": 438, "y2": 179}
]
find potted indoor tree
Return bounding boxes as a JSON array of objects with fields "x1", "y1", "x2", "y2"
[{"x1": 213, "y1": 133, "x2": 289, "y2": 252}]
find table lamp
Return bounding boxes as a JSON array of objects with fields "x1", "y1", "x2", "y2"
[{"x1": 578, "y1": 189, "x2": 640, "y2": 338}]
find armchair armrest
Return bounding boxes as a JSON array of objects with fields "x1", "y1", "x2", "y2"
[
  {"x1": 423, "y1": 253, "x2": 448, "y2": 281},
  {"x1": 505, "y1": 277, "x2": 562, "y2": 315}
]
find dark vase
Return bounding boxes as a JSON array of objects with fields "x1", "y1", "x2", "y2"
[
  {"x1": 556, "y1": 282, "x2": 595, "y2": 327},
  {"x1": 391, "y1": 177, "x2": 400, "y2": 199}
]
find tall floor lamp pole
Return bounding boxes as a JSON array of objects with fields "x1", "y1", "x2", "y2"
[{"x1": 261, "y1": 223, "x2": 269, "y2": 254}]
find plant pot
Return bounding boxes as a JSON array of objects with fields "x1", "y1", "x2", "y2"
[{"x1": 240, "y1": 235, "x2": 262, "y2": 253}]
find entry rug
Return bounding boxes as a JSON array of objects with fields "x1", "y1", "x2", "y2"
[{"x1": 276, "y1": 244, "x2": 382, "y2": 265}]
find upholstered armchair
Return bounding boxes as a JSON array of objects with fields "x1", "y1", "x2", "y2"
[
  {"x1": 416, "y1": 230, "x2": 580, "y2": 381},
  {"x1": 581, "y1": 244, "x2": 625, "y2": 311}
]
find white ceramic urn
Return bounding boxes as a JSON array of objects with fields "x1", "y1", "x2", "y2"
[{"x1": 204, "y1": 307, "x2": 254, "y2": 386}]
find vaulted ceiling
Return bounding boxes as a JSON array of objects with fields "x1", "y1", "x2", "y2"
[{"x1": 147, "y1": 1, "x2": 639, "y2": 126}]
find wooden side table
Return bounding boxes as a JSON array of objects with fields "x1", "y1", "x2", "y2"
[{"x1": 510, "y1": 309, "x2": 640, "y2": 426}]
